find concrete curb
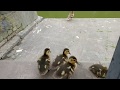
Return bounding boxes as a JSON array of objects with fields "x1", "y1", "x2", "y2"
[
  {"x1": 0, "y1": 36, "x2": 21, "y2": 60},
  {"x1": 0, "y1": 16, "x2": 44, "y2": 60},
  {"x1": 0, "y1": 39, "x2": 7, "y2": 48},
  {"x1": 17, "y1": 16, "x2": 44, "y2": 39}
]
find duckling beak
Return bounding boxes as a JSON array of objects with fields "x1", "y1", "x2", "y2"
[
  {"x1": 76, "y1": 61, "x2": 78, "y2": 64},
  {"x1": 76, "y1": 61, "x2": 80, "y2": 65},
  {"x1": 69, "y1": 52, "x2": 71, "y2": 55}
]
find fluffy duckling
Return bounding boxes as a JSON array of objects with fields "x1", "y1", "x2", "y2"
[
  {"x1": 89, "y1": 64, "x2": 108, "y2": 78},
  {"x1": 37, "y1": 48, "x2": 51, "y2": 75},
  {"x1": 53, "y1": 56, "x2": 78, "y2": 79},
  {"x1": 51, "y1": 48, "x2": 71, "y2": 70},
  {"x1": 67, "y1": 11, "x2": 74, "y2": 21}
]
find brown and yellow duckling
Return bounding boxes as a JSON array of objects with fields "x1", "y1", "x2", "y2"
[
  {"x1": 37, "y1": 48, "x2": 51, "y2": 75},
  {"x1": 89, "y1": 64, "x2": 108, "y2": 78},
  {"x1": 51, "y1": 48, "x2": 71, "y2": 70},
  {"x1": 53, "y1": 56, "x2": 78, "y2": 79},
  {"x1": 67, "y1": 11, "x2": 74, "y2": 21}
]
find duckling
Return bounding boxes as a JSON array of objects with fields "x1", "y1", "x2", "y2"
[
  {"x1": 51, "y1": 48, "x2": 71, "y2": 70},
  {"x1": 53, "y1": 56, "x2": 78, "y2": 79},
  {"x1": 67, "y1": 11, "x2": 74, "y2": 21},
  {"x1": 89, "y1": 64, "x2": 108, "y2": 78},
  {"x1": 37, "y1": 48, "x2": 51, "y2": 75}
]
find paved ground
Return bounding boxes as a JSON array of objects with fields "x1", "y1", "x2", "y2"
[
  {"x1": 0, "y1": 18, "x2": 120, "y2": 79},
  {"x1": 0, "y1": 60, "x2": 110, "y2": 79}
]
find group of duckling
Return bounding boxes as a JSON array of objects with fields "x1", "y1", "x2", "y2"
[{"x1": 37, "y1": 48, "x2": 108, "y2": 79}]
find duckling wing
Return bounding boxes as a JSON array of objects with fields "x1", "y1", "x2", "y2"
[
  {"x1": 89, "y1": 64, "x2": 103, "y2": 72},
  {"x1": 53, "y1": 63, "x2": 73, "y2": 79},
  {"x1": 38, "y1": 57, "x2": 50, "y2": 75},
  {"x1": 52, "y1": 55, "x2": 65, "y2": 67},
  {"x1": 93, "y1": 64, "x2": 107, "y2": 78},
  {"x1": 61, "y1": 74, "x2": 71, "y2": 79}
]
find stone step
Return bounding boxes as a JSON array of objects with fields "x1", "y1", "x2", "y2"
[{"x1": 0, "y1": 60, "x2": 109, "y2": 79}]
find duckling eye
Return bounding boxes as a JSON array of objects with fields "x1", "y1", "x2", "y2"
[
  {"x1": 66, "y1": 50, "x2": 69, "y2": 52},
  {"x1": 73, "y1": 59, "x2": 76, "y2": 61}
]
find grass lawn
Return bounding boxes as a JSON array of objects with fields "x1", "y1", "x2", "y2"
[{"x1": 37, "y1": 11, "x2": 120, "y2": 18}]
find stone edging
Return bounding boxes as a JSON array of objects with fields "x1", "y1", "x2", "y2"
[{"x1": 0, "y1": 16, "x2": 44, "y2": 60}]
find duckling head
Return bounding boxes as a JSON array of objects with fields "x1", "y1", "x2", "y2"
[
  {"x1": 44, "y1": 48, "x2": 51, "y2": 56},
  {"x1": 63, "y1": 48, "x2": 71, "y2": 56},
  {"x1": 69, "y1": 56, "x2": 78, "y2": 65}
]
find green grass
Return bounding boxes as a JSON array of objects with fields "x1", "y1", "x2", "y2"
[{"x1": 37, "y1": 11, "x2": 120, "y2": 18}]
